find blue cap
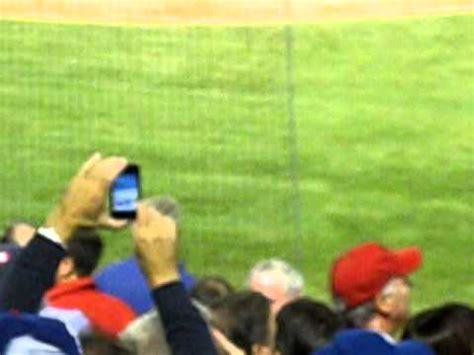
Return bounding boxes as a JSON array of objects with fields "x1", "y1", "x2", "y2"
[{"x1": 314, "y1": 330, "x2": 434, "y2": 355}]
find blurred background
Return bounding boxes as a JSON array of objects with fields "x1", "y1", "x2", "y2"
[{"x1": 0, "y1": 0, "x2": 473, "y2": 308}]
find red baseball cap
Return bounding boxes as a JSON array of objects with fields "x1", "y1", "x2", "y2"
[{"x1": 331, "y1": 242, "x2": 423, "y2": 309}]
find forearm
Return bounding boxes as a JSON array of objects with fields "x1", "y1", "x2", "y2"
[
  {"x1": 0, "y1": 232, "x2": 66, "y2": 312},
  {"x1": 151, "y1": 282, "x2": 217, "y2": 355}
]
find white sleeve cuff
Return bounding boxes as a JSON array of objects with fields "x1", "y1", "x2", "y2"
[{"x1": 37, "y1": 227, "x2": 65, "y2": 248}]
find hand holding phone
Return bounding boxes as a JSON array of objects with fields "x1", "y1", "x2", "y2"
[{"x1": 109, "y1": 164, "x2": 141, "y2": 219}]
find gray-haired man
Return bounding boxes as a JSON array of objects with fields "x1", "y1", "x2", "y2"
[{"x1": 248, "y1": 258, "x2": 304, "y2": 314}]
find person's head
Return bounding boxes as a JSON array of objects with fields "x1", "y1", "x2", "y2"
[
  {"x1": 56, "y1": 228, "x2": 103, "y2": 283},
  {"x1": 144, "y1": 196, "x2": 181, "y2": 226},
  {"x1": 249, "y1": 258, "x2": 304, "y2": 314},
  {"x1": 331, "y1": 242, "x2": 423, "y2": 335},
  {"x1": 275, "y1": 297, "x2": 341, "y2": 355},
  {"x1": 191, "y1": 276, "x2": 234, "y2": 308},
  {"x1": 119, "y1": 309, "x2": 171, "y2": 355},
  {"x1": 81, "y1": 332, "x2": 131, "y2": 355},
  {"x1": 1, "y1": 221, "x2": 36, "y2": 247},
  {"x1": 211, "y1": 291, "x2": 274, "y2": 355},
  {"x1": 402, "y1": 303, "x2": 474, "y2": 355}
]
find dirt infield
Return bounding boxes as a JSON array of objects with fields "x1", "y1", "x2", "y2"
[{"x1": 0, "y1": 0, "x2": 473, "y2": 25}]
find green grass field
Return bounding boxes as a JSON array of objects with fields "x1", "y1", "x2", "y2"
[{"x1": 0, "y1": 14, "x2": 472, "y2": 309}]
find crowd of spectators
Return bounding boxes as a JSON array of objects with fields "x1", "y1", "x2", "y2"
[{"x1": 0, "y1": 153, "x2": 472, "y2": 355}]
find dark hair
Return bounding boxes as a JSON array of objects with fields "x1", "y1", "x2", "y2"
[
  {"x1": 1, "y1": 224, "x2": 15, "y2": 243},
  {"x1": 146, "y1": 196, "x2": 181, "y2": 225},
  {"x1": 334, "y1": 299, "x2": 377, "y2": 329},
  {"x1": 211, "y1": 291, "x2": 271, "y2": 354},
  {"x1": 402, "y1": 303, "x2": 474, "y2": 355},
  {"x1": 191, "y1": 276, "x2": 234, "y2": 308},
  {"x1": 66, "y1": 228, "x2": 103, "y2": 277},
  {"x1": 276, "y1": 298, "x2": 341, "y2": 355}
]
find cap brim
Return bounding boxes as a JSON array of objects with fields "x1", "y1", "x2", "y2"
[{"x1": 393, "y1": 247, "x2": 423, "y2": 276}]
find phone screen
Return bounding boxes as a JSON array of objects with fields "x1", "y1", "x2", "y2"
[{"x1": 110, "y1": 164, "x2": 140, "y2": 219}]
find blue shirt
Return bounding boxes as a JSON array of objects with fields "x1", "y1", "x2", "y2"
[{"x1": 95, "y1": 257, "x2": 196, "y2": 315}]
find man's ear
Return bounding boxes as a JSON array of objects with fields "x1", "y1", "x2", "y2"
[
  {"x1": 374, "y1": 291, "x2": 395, "y2": 318},
  {"x1": 56, "y1": 256, "x2": 75, "y2": 281}
]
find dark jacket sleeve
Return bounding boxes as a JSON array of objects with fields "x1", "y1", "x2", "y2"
[
  {"x1": 151, "y1": 281, "x2": 218, "y2": 355},
  {"x1": 0, "y1": 234, "x2": 66, "y2": 313}
]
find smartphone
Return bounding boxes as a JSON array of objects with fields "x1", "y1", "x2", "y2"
[{"x1": 109, "y1": 164, "x2": 140, "y2": 219}]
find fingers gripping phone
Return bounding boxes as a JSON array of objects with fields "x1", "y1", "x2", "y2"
[{"x1": 109, "y1": 164, "x2": 140, "y2": 219}]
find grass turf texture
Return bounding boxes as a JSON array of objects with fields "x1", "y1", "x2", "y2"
[{"x1": 0, "y1": 14, "x2": 472, "y2": 308}]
